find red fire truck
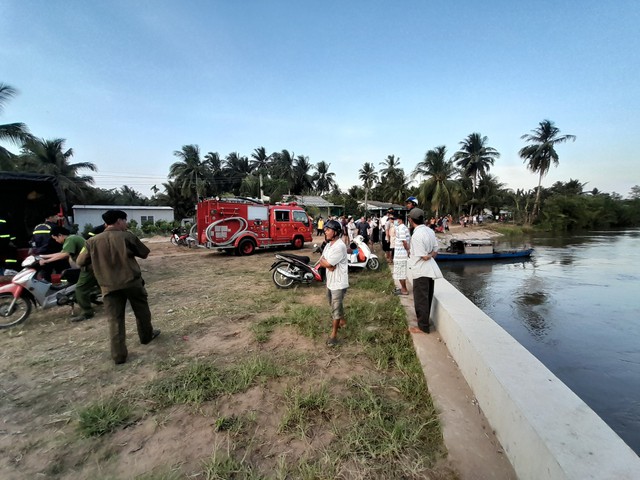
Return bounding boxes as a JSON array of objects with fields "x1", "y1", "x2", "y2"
[{"x1": 195, "y1": 197, "x2": 313, "y2": 255}]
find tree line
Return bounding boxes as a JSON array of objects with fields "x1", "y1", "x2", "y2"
[{"x1": 2, "y1": 82, "x2": 639, "y2": 231}]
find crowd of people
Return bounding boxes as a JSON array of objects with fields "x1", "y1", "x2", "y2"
[
  {"x1": 3, "y1": 196, "x2": 447, "y2": 361},
  {"x1": 314, "y1": 196, "x2": 443, "y2": 346}
]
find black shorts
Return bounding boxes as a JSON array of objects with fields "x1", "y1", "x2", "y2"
[{"x1": 382, "y1": 239, "x2": 390, "y2": 252}]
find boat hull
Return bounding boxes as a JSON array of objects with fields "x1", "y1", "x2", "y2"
[{"x1": 436, "y1": 248, "x2": 534, "y2": 261}]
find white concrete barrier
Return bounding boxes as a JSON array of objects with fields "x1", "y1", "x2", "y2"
[{"x1": 432, "y1": 278, "x2": 640, "y2": 480}]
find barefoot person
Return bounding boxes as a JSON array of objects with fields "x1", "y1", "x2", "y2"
[
  {"x1": 77, "y1": 209, "x2": 160, "y2": 364},
  {"x1": 407, "y1": 208, "x2": 442, "y2": 334},
  {"x1": 392, "y1": 216, "x2": 410, "y2": 296},
  {"x1": 318, "y1": 219, "x2": 348, "y2": 346}
]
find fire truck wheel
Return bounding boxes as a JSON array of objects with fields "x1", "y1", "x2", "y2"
[
  {"x1": 292, "y1": 236, "x2": 304, "y2": 249},
  {"x1": 237, "y1": 239, "x2": 256, "y2": 256}
]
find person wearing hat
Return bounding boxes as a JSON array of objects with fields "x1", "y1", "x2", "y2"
[
  {"x1": 405, "y1": 196, "x2": 418, "y2": 211},
  {"x1": 318, "y1": 219, "x2": 349, "y2": 347},
  {"x1": 407, "y1": 208, "x2": 442, "y2": 334}
]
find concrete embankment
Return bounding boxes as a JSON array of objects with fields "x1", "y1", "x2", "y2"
[{"x1": 429, "y1": 278, "x2": 640, "y2": 479}]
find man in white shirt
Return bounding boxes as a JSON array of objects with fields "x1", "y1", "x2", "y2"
[
  {"x1": 318, "y1": 219, "x2": 349, "y2": 346},
  {"x1": 407, "y1": 208, "x2": 440, "y2": 333}
]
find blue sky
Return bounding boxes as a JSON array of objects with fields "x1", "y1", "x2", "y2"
[{"x1": 1, "y1": 0, "x2": 639, "y2": 198}]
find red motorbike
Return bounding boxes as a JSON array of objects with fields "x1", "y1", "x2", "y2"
[{"x1": 170, "y1": 228, "x2": 196, "y2": 247}]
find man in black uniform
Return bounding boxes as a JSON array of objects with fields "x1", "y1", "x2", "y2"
[
  {"x1": 30, "y1": 212, "x2": 68, "y2": 281},
  {"x1": 0, "y1": 214, "x2": 18, "y2": 275}
]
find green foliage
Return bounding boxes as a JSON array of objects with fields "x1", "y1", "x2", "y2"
[
  {"x1": 77, "y1": 398, "x2": 132, "y2": 437},
  {"x1": 141, "y1": 221, "x2": 158, "y2": 234},
  {"x1": 538, "y1": 193, "x2": 638, "y2": 230}
]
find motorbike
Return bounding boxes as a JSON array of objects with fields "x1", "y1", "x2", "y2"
[
  {"x1": 170, "y1": 227, "x2": 196, "y2": 247},
  {"x1": 348, "y1": 235, "x2": 380, "y2": 270},
  {"x1": 0, "y1": 255, "x2": 100, "y2": 329},
  {"x1": 270, "y1": 253, "x2": 325, "y2": 289}
]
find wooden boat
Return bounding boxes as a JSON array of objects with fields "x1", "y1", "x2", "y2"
[{"x1": 436, "y1": 239, "x2": 534, "y2": 261}]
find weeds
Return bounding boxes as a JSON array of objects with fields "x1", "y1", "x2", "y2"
[
  {"x1": 77, "y1": 398, "x2": 132, "y2": 437},
  {"x1": 147, "y1": 355, "x2": 284, "y2": 408},
  {"x1": 279, "y1": 383, "x2": 332, "y2": 437}
]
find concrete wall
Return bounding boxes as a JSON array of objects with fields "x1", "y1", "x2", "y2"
[{"x1": 432, "y1": 278, "x2": 640, "y2": 480}]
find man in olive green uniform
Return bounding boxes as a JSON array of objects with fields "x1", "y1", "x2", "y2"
[
  {"x1": 77, "y1": 210, "x2": 159, "y2": 365},
  {"x1": 40, "y1": 226, "x2": 99, "y2": 321}
]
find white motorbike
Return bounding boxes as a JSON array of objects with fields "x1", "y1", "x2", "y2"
[
  {"x1": 348, "y1": 235, "x2": 380, "y2": 270},
  {"x1": 0, "y1": 255, "x2": 99, "y2": 329}
]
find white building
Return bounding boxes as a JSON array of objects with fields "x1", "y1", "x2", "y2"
[{"x1": 72, "y1": 205, "x2": 174, "y2": 229}]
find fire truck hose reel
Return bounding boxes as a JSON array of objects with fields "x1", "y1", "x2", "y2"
[{"x1": 204, "y1": 217, "x2": 249, "y2": 247}]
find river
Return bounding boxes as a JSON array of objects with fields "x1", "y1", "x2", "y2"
[{"x1": 438, "y1": 229, "x2": 640, "y2": 455}]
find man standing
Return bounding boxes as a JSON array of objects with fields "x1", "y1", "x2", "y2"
[
  {"x1": 407, "y1": 208, "x2": 442, "y2": 334},
  {"x1": 318, "y1": 219, "x2": 348, "y2": 347},
  {"x1": 392, "y1": 216, "x2": 410, "y2": 296},
  {"x1": 77, "y1": 210, "x2": 160, "y2": 364},
  {"x1": 40, "y1": 226, "x2": 100, "y2": 322},
  {"x1": 30, "y1": 212, "x2": 68, "y2": 281}
]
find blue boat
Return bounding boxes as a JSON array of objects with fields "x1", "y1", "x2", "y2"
[{"x1": 436, "y1": 239, "x2": 534, "y2": 261}]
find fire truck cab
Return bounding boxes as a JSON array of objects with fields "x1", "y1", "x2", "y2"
[{"x1": 196, "y1": 197, "x2": 313, "y2": 255}]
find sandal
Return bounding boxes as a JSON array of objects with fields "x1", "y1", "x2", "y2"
[
  {"x1": 394, "y1": 291, "x2": 409, "y2": 296},
  {"x1": 326, "y1": 337, "x2": 339, "y2": 347}
]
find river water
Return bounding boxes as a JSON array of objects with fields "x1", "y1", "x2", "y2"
[{"x1": 438, "y1": 229, "x2": 640, "y2": 455}]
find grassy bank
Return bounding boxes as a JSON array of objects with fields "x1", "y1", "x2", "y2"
[{"x1": 1, "y1": 242, "x2": 454, "y2": 479}]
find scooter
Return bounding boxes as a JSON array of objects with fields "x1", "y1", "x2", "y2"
[
  {"x1": 313, "y1": 236, "x2": 380, "y2": 271},
  {"x1": 348, "y1": 235, "x2": 380, "y2": 270},
  {"x1": 270, "y1": 253, "x2": 325, "y2": 289},
  {"x1": 170, "y1": 227, "x2": 196, "y2": 247},
  {"x1": 0, "y1": 255, "x2": 98, "y2": 329}
]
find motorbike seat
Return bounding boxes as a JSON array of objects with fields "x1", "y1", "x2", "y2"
[
  {"x1": 59, "y1": 268, "x2": 81, "y2": 285},
  {"x1": 281, "y1": 253, "x2": 310, "y2": 264}
]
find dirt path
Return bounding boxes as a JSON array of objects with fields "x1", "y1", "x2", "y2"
[{"x1": 0, "y1": 237, "x2": 458, "y2": 479}]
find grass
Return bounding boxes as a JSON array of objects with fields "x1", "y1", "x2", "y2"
[
  {"x1": 22, "y1": 248, "x2": 451, "y2": 479},
  {"x1": 279, "y1": 383, "x2": 332, "y2": 437},
  {"x1": 77, "y1": 398, "x2": 133, "y2": 438},
  {"x1": 146, "y1": 355, "x2": 284, "y2": 408}
]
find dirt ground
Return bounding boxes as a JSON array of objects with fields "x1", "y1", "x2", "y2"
[{"x1": 0, "y1": 235, "x2": 457, "y2": 479}]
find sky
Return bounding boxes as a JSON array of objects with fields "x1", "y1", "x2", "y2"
[{"x1": 1, "y1": 0, "x2": 639, "y2": 198}]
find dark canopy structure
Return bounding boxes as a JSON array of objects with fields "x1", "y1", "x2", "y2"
[{"x1": 0, "y1": 171, "x2": 66, "y2": 248}]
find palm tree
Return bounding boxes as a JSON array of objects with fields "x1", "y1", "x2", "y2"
[
  {"x1": 169, "y1": 145, "x2": 210, "y2": 203},
  {"x1": 454, "y1": 133, "x2": 500, "y2": 205},
  {"x1": 0, "y1": 83, "x2": 32, "y2": 169},
  {"x1": 250, "y1": 146, "x2": 270, "y2": 199},
  {"x1": 519, "y1": 120, "x2": 576, "y2": 217},
  {"x1": 379, "y1": 154, "x2": 401, "y2": 179},
  {"x1": 270, "y1": 150, "x2": 296, "y2": 195},
  {"x1": 413, "y1": 146, "x2": 459, "y2": 217},
  {"x1": 19, "y1": 137, "x2": 96, "y2": 209},
  {"x1": 204, "y1": 151, "x2": 224, "y2": 195},
  {"x1": 313, "y1": 161, "x2": 336, "y2": 195},
  {"x1": 382, "y1": 169, "x2": 411, "y2": 205},
  {"x1": 358, "y1": 162, "x2": 378, "y2": 214},
  {"x1": 292, "y1": 155, "x2": 314, "y2": 194},
  {"x1": 223, "y1": 152, "x2": 252, "y2": 195}
]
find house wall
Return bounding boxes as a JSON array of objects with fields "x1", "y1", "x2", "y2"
[{"x1": 72, "y1": 206, "x2": 174, "y2": 230}]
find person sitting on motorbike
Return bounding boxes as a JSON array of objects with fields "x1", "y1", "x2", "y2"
[
  {"x1": 318, "y1": 219, "x2": 349, "y2": 347},
  {"x1": 39, "y1": 226, "x2": 100, "y2": 322}
]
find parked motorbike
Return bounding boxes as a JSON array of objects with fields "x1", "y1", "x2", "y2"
[
  {"x1": 270, "y1": 253, "x2": 325, "y2": 289},
  {"x1": 348, "y1": 235, "x2": 380, "y2": 270},
  {"x1": 170, "y1": 227, "x2": 196, "y2": 248},
  {"x1": 0, "y1": 255, "x2": 100, "y2": 329}
]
